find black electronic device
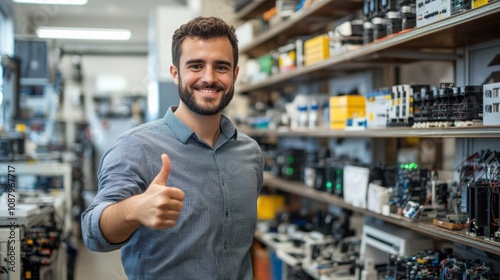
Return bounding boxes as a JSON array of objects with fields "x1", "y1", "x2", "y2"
[
  {"x1": 451, "y1": 0, "x2": 472, "y2": 15},
  {"x1": 273, "y1": 149, "x2": 305, "y2": 181},
  {"x1": 324, "y1": 159, "x2": 345, "y2": 197},
  {"x1": 14, "y1": 39, "x2": 49, "y2": 81},
  {"x1": 1, "y1": 55, "x2": 21, "y2": 128},
  {"x1": 390, "y1": 163, "x2": 430, "y2": 214}
]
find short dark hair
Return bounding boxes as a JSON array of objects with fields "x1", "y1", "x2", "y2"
[{"x1": 172, "y1": 16, "x2": 239, "y2": 70}]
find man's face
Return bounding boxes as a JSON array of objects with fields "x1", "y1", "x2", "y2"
[{"x1": 170, "y1": 36, "x2": 239, "y2": 116}]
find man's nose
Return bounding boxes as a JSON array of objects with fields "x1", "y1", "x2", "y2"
[{"x1": 201, "y1": 68, "x2": 216, "y2": 84}]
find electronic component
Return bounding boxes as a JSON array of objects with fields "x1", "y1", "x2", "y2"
[
  {"x1": 329, "y1": 20, "x2": 364, "y2": 55},
  {"x1": 0, "y1": 206, "x2": 65, "y2": 280},
  {"x1": 451, "y1": 0, "x2": 472, "y2": 14},
  {"x1": 324, "y1": 159, "x2": 344, "y2": 196},
  {"x1": 483, "y1": 82, "x2": 500, "y2": 126},
  {"x1": 389, "y1": 163, "x2": 430, "y2": 214},
  {"x1": 413, "y1": 83, "x2": 483, "y2": 128},
  {"x1": 456, "y1": 150, "x2": 500, "y2": 241},
  {"x1": 388, "y1": 84, "x2": 430, "y2": 127},
  {"x1": 452, "y1": 85, "x2": 483, "y2": 127},
  {"x1": 272, "y1": 149, "x2": 305, "y2": 181},
  {"x1": 401, "y1": 5, "x2": 417, "y2": 30},
  {"x1": 416, "y1": 0, "x2": 451, "y2": 28}
]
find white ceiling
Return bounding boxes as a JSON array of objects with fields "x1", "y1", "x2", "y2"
[
  {"x1": 11, "y1": 0, "x2": 188, "y2": 21},
  {"x1": 10, "y1": 0, "x2": 193, "y2": 53}
]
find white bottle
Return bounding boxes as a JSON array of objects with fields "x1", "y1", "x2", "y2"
[
  {"x1": 298, "y1": 104, "x2": 308, "y2": 128},
  {"x1": 309, "y1": 100, "x2": 320, "y2": 128},
  {"x1": 361, "y1": 258, "x2": 378, "y2": 280}
]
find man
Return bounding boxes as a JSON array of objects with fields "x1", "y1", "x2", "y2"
[{"x1": 81, "y1": 16, "x2": 264, "y2": 279}]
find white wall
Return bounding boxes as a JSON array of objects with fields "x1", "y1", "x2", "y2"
[
  {"x1": 148, "y1": 6, "x2": 197, "y2": 82},
  {"x1": 58, "y1": 54, "x2": 149, "y2": 164}
]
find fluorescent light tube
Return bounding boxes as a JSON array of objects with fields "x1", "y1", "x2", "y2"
[
  {"x1": 36, "y1": 27, "x2": 132, "y2": 40},
  {"x1": 13, "y1": 0, "x2": 87, "y2": 4}
]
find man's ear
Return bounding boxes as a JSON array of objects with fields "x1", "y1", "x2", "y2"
[{"x1": 170, "y1": 65, "x2": 179, "y2": 85}]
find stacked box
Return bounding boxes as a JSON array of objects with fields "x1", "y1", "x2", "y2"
[
  {"x1": 304, "y1": 34, "x2": 330, "y2": 66},
  {"x1": 329, "y1": 95, "x2": 366, "y2": 129},
  {"x1": 365, "y1": 90, "x2": 391, "y2": 128}
]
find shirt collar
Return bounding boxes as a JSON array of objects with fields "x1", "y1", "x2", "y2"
[{"x1": 164, "y1": 106, "x2": 238, "y2": 144}]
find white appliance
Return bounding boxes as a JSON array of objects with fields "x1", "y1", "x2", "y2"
[{"x1": 360, "y1": 222, "x2": 433, "y2": 265}]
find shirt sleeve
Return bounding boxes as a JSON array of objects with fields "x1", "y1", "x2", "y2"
[
  {"x1": 81, "y1": 132, "x2": 152, "y2": 252},
  {"x1": 81, "y1": 200, "x2": 124, "y2": 252}
]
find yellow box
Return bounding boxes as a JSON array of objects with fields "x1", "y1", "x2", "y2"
[
  {"x1": 329, "y1": 96, "x2": 366, "y2": 129},
  {"x1": 304, "y1": 34, "x2": 329, "y2": 65},
  {"x1": 331, "y1": 108, "x2": 366, "y2": 119},
  {"x1": 472, "y1": 0, "x2": 489, "y2": 8},
  {"x1": 329, "y1": 95, "x2": 366, "y2": 107},
  {"x1": 257, "y1": 195, "x2": 285, "y2": 220},
  {"x1": 330, "y1": 108, "x2": 366, "y2": 129}
]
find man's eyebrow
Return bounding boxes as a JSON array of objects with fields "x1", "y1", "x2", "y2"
[
  {"x1": 185, "y1": 59, "x2": 232, "y2": 67},
  {"x1": 185, "y1": 59, "x2": 205, "y2": 65}
]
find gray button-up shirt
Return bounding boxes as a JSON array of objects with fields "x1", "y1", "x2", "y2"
[{"x1": 81, "y1": 106, "x2": 264, "y2": 279}]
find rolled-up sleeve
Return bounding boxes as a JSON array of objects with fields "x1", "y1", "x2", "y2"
[
  {"x1": 81, "y1": 200, "x2": 124, "y2": 252},
  {"x1": 80, "y1": 131, "x2": 152, "y2": 252}
]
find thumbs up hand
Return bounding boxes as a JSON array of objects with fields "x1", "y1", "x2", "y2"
[{"x1": 135, "y1": 154, "x2": 185, "y2": 229}]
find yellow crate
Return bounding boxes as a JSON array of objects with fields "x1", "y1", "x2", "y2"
[
  {"x1": 329, "y1": 95, "x2": 366, "y2": 107},
  {"x1": 331, "y1": 107, "x2": 365, "y2": 119},
  {"x1": 257, "y1": 195, "x2": 285, "y2": 220},
  {"x1": 304, "y1": 34, "x2": 329, "y2": 65},
  {"x1": 329, "y1": 96, "x2": 366, "y2": 129},
  {"x1": 472, "y1": 0, "x2": 489, "y2": 8},
  {"x1": 330, "y1": 108, "x2": 366, "y2": 129}
]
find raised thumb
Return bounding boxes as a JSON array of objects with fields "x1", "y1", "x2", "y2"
[{"x1": 152, "y1": 154, "x2": 171, "y2": 186}]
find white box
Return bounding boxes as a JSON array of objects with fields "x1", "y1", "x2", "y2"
[
  {"x1": 483, "y1": 82, "x2": 500, "y2": 126},
  {"x1": 367, "y1": 183, "x2": 390, "y2": 214},
  {"x1": 343, "y1": 165, "x2": 370, "y2": 209},
  {"x1": 365, "y1": 91, "x2": 390, "y2": 128},
  {"x1": 416, "y1": 0, "x2": 451, "y2": 28}
]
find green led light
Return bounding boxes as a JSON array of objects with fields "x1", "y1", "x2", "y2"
[
  {"x1": 326, "y1": 182, "x2": 332, "y2": 189},
  {"x1": 400, "y1": 162, "x2": 419, "y2": 169},
  {"x1": 286, "y1": 167, "x2": 294, "y2": 175},
  {"x1": 336, "y1": 184, "x2": 342, "y2": 190},
  {"x1": 287, "y1": 156, "x2": 294, "y2": 164}
]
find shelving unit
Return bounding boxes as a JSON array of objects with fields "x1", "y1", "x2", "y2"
[
  {"x1": 238, "y1": 1, "x2": 500, "y2": 94},
  {"x1": 264, "y1": 172, "x2": 500, "y2": 256},
  {"x1": 239, "y1": 125, "x2": 500, "y2": 138},
  {"x1": 237, "y1": 0, "x2": 500, "y2": 262}
]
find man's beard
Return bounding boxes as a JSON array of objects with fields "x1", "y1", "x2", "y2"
[{"x1": 178, "y1": 78, "x2": 234, "y2": 116}]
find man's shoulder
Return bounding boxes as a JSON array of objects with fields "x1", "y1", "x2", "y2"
[{"x1": 123, "y1": 119, "x2": 168, "y2": 137}]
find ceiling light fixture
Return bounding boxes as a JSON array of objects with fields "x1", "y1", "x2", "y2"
[
  {"x1": 36, "y1": 27, "x2": 132, "y2": 40},
  {"x1": 13, "y1": 0, "x2": 88, "y2": 5}
]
